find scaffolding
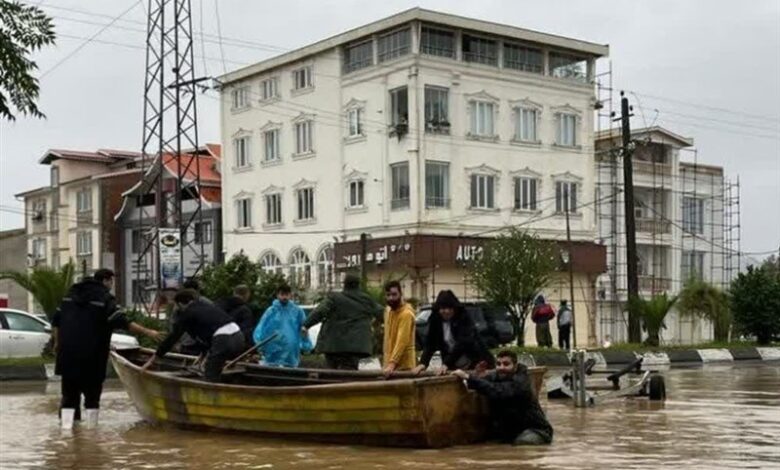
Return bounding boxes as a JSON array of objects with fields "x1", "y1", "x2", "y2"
[{"x1": 594, "y1": 68, "x2": 742, "y2": 345}]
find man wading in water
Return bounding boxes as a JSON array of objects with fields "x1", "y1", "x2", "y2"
[{"x1": 452, "y1": 349, "x2": 553, "y2": 445}]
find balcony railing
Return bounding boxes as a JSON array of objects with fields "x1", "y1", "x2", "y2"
[
  {"x1": 391, "y1": 198, "x2": 410, "y2": 210},
  {"x1": 637, "y1": 218, "x2": 671, "y2": 234},
  {"x1": 634, "y1": 161, "x2": 672, "y2": 176},
  {"x1": 639, "y1": 276, "x2": 671, "y2": 293},
  {"x1": 425, "y1": 197, "x2": 451, "y2": 209}
]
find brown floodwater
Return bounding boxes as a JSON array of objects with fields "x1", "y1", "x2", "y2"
[{"x1": 1, "y1": 363, "x2": 778, "y2": 470}]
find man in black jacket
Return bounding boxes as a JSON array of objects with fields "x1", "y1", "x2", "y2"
[
  {"x1": 142, "y1": 289, "x2": 244, "y2": 382},
  {"x1": 216, "y1": 285, "x2": 254, "y2": 348},
  {"x1": 452, "y1": 349, "x2": 553, "y2": 445},
  {"x1": 53, "y1": 269, "x2": 161, "y2": 429},
  {"x1": 413, "y1": 290, "x2": 494, "y2": 375}
]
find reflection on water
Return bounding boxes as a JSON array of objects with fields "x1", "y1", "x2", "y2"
[{"x1": 1, "y1": 364, "x2": 778, "y2": 469}]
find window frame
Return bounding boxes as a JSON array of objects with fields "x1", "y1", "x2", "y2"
[
  {"x1": 347, "y1": 108, "x2": 363, "y2": 137},
  {"x1": 292, "y1": 66, "x2": 313, "y2": 91},
  {"x1": 343, "y1": 40, "x2": 374, "y2": 73},
  {"x1": 390, "y1": 162, "x2": 410, "y2": 210},
  {"x1": 425, "y1": 161, "x2": 450, "y2": 209},
  {"x1": 424, "y1": 86, "x2": 450, "y2": 133},
  {"x1": 76, "y1": 188, "x2": 92, "y2": 213},
  {"x1": 682, "y1": 196, "x2": 705, "y2": 234},
  {"x1": 470, "y1": 174, "x2": 496, "y2": 210},
  {"x1": 260, "y1": 251, "x2": 283, "y2": 274},
  {"x1": 294, "y1": 120, "x2": 314, "y2": 155},
  {"x1": 555, "y1": 112, "x2": 578, "y2": 147},
  {"x1": 513, "y1": 177, "x2": 539, "y2": 211},
  {"x1": 76, "y1": 231, "x2": 92, "y2": 255},
  {"x1": 263, "y1": 129, "x2": 280, "y2": 162},
  {"x1": 389, "y1": 86, "x2": 409, "y2": 127},
  {"x1": 420, "y1": 25, "x2": 455, "y2": 58},
  {"x1": 348, "y1": 180, "x2": 365, "y2": 209},
  {"x1": 503, "y1": 42, "x2": 543, "y2": 74},
  {"x1": 470, "y1": 100, "x2": 496, "y2": 138},
  {"x1": 231, "y1": 86, "x2": 250, "y2": 110},
  {"x1": 265, "y1": 193, "x2": 283, "y2": 225},
  {"x1": 234, "y1": 136, "x2": 251, "y2": 168},
  {"x1": 555, "y1": 181, "x2": 579, "y2": 214},
  {"x1": 260, "y1": 77, "x2": 279, "y2": 101},
  {"x1": 462, "y1": 34, "x2": 498, "y2": 66},
  {"x1": 236, "y1": 197, "x2": 253, "y2": 229},
  {"x1": 193, "y1": 221, "x2": 213, "y2": 244},
  {"x1": 296, "y1": 187, "x2": 315, "y2": 221},
  {"x1": 377, "y1": 27, "x2": 411, "y2": 63},
  {"x1": 514, "y1": 107, "x2": 540, "y2": 143}
]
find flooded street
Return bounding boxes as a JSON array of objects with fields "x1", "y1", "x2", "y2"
[{"x1": 1, "y1": 363, "x2": 778, "y2": 470}]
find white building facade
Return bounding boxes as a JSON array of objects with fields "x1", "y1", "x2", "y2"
[{"x1": 220, "y1": 9, "x2": 609, "y2": 346}]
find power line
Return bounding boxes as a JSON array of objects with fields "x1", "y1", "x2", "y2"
[
  {"x1": 213, "y1": 0, "x2": 228, "y2": 74},
  {"x1": 40, "y1": 1, "x2": 142, "y2": 79},
  {"x1": 629, "y1": 90, "x2": 780, "y2": 123}
]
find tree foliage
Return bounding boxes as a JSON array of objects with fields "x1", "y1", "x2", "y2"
[
  {"x1": 0, "y1": 261, "x2": 74, "y2": 318},
  {"x1": 677, "y1": 278, "x2": 731, "y2": 342},
  {"x1": 199, "y1": 252, "x2": 289, "y2": 315},
  {"x1": 730, "y1": 264, "x2": 780, "y2": 344},
  {"x1": 466, "y1": 228, "x2": 557, "y2": 346},
  {"x1": 629, "y1": 293, "x2": 678, "y2": 347},
  {"x1": 0, "y1": 1, "x2": 56, "y2": 120}
]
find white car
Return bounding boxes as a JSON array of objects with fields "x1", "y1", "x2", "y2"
[{"x1": 0, "y1": 308, "x2": 139, "y2": 358}]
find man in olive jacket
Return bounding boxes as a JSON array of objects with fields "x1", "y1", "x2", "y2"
[{"x1": 302, "y1": 274, "x2": 384, "y2": 370}]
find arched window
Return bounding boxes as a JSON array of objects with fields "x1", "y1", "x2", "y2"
[
  {"x1": 317, "y1": 245, "x2": 334, "y2": 289},
  {"x1": 260, "y1": 251, "x2": 283, "y2": 275},
  {"x1": 288, "y1": 249, "x2": 312, "y2": 289}
]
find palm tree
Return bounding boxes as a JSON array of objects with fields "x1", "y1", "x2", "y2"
[
  {"x1": 0, "y1": 262, "x2": 75, "y2": 319},
  {"x1": 677, "y1": 278, "x2": 732, "y2": 342},
  {"x1": 629, "y1": 294, "x2": 679, "y2": 347}
]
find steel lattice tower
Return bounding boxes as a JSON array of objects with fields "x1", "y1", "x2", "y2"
[{"x1": 135, "y1": 0, "x2": 207, "y2": 311}]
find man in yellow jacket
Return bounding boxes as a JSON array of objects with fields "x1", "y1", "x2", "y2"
[{"x1": 382, "y1": 280, "x2": 416, "y2": 377}]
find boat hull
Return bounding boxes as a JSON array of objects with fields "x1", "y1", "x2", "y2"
[{"x1": 111, "y1": 351, "x2": 544, "y2": 448}]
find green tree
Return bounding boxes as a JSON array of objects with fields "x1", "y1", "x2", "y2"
[
  {"x1": 466, "y1": 228, "x2": 557, "y2": 346},
  {"x1": 677, "y1": 278, "x2": 731, "y2": 342},
  {"x1": 200, "y1": 253, "x2": 289, "y2": 316},
  {"x1": 629, "y1": 293, "x2": 678, "y2": 347},
  {"x1": 730, "y1": 264, "x2": 780, "y2": 344},
  {"x1": 0, "y1": 261, "x2": 75, "y2": 319},
  {"x1": 0, "y1": 1, "x2": 56, "y2": 120}
]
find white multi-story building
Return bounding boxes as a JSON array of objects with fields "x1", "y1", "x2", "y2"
[
  {"x1": 220, "y1": 8, "x2": 609, "y2": 346},
  {"x1": 595, "y1": 127, "x2": 737, "y2": 344}
]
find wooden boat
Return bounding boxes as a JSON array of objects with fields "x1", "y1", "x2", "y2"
[{"x1": 111, "y1": 348, "x2": 546, "y2": 448}]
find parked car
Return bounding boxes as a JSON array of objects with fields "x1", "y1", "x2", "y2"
[
  {"x1": 0, "y1": 308, "x2": 139, "y2": 358},
  {"x1": 414, "y1": 302, "x2": 516, "y2": 350}
]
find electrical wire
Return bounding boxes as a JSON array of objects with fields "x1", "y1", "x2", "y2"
[{"x1": 40, "y1": 1, "x2": 143, "y2": 79}]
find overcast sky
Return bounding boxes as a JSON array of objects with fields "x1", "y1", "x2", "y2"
[{"x1": 1, "y1": 0, "x2": 778, "y2": 259}]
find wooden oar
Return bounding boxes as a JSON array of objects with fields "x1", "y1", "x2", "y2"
[{"x1": 222, "y1": 333, "x2": 279, "y2": 372}]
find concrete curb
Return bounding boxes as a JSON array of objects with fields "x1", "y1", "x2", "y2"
[
  {"x1": 555, "y1": 347, "x2": 780, "y2": 366},
  {"x1": 0, "y1": 364, "x2": 47, "y2": 381}
]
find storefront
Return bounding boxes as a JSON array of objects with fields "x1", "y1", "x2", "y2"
[{"x1": 334, "y1": 234, "x2": 607, "y2": 347}]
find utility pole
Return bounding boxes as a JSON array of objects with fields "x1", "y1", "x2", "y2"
[
  {"x1": 617, "y1": 91, "x2": 641, "y2": 342},
  {"x1": 565, "y1": 202, "x2": 577, "y2": 348},
  {"x1": 360, "y1": 232, "x2": 368, "y2": 288}
]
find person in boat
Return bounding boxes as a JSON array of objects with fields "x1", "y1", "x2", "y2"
[
  {"x1": 531, "y1": 295, "x2": 555, "y2": 348},
  {"x1": 53, "y1": 269, "x2": 162, "y2": 429},
  {"x1": 452, "y1": 349, "x2": 554, "y2": 446},
  {"x1": 382, "y1": 280, "x2": 416, "y2": 377},
  {"x1": 167, "y1": 278, "x2": 214, "y2": 355},
  {"x1": 253, "y1": 284, "x2": 309, "y2": 368},
  {"x1": 302, "y1": 273, "x2": 383, "y2": 370},
  {"x1": 216, "y1": 285, "x2": 255, "y2": 348},
  {"x1": 413, "y1": 290, "x2": 494, "y2": 375},
  {"x1": 142, "y1": 289, "x2": 245, "y2": 382}
]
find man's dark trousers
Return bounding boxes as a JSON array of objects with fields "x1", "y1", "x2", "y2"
[
  {"x1": 325, "y1": 353, "x2": 361, "y2": 370},
  {"x1": 204, "y1": 331, "x2": 245, "y2": 382},
  {"x1": 558, "y1": 324, "x2": 571, "y2": 350}
]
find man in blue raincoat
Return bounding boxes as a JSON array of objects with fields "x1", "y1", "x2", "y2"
[{"x1": 253, "y1": 284, "x2": 310, "y2": 367}]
